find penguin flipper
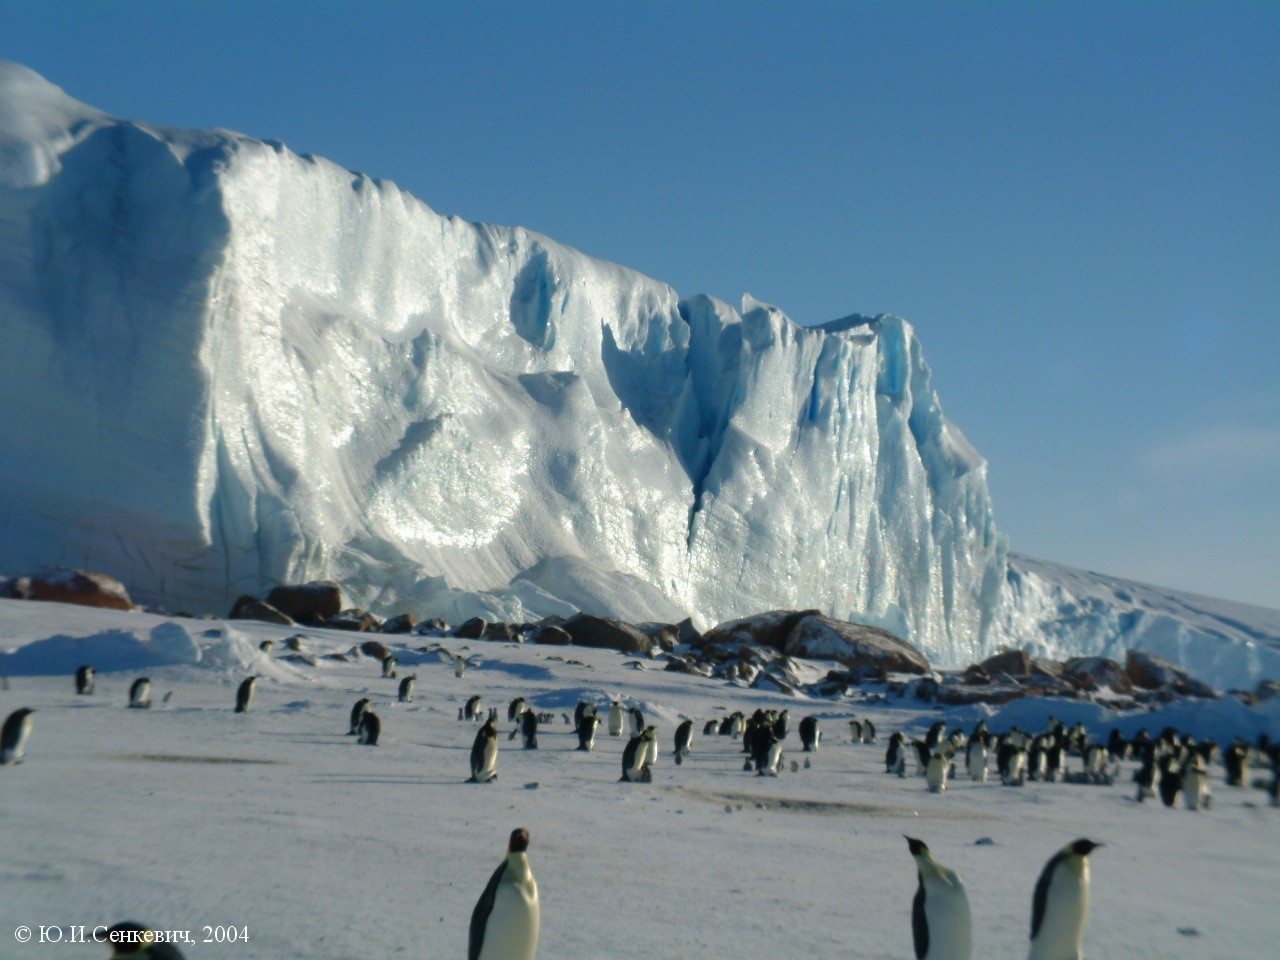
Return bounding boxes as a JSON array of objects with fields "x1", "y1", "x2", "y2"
[
  {"x1": 911, "y1": 873, "x2": 929, "y2": 959},
  {"x1": 1031, "y1": 849, "x2": 1068, "y2": 939},
  {"x1": 468, "y1": 860, "x2": 507, "y2": 960}
]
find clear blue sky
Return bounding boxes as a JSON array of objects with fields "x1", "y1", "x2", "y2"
[{"x1": 4, "y1": 1, "x2": 1277, "y2": 608}]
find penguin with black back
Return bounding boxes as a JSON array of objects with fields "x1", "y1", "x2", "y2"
[
  {"x1": 470, "y1": 716, "x2": 499, "y2": 783},
  {"x1": 234, "y1": 676, "x2": 256, "y2": 713},
  {"x1": 128, "y1": 678, "x2": 152, "y2": 709},
  {"x1": 673, "y1": 719, "x2": 694, "y2": 765},
  {"x1": 469, "y1": 827, "x2": 540, "y2": 960},
  {"x1": 576, "y1": 712, "x2": 599, "y2": 751},
  {"x1": 1028, "y1": 839, "x2": 1101, "y2": 960},
  {"x1": 348, "y1": 697, "x2": 371, "y2": 735},
  {"x1": 799, "y1": 715, "x2": 820, "y2": 752},
  {"x1": 76, "y1": 664, "x2": 95, "y2": 695},
  {"x1": 1, "y1": 708, "x2": 35, "y2": 765},
  {"x1": 906, "y1": 836, "x2": 971, "y2": 960},
  {"x1": 520, "y1": 709, "x2": 539, "y2": 750},
  {"x1": 357, "y1": 710, "x2": 381, "y2": 746}
]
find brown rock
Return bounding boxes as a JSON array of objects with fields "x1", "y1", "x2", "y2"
[
  {"x1": 382, "y1": 613, "x2": 418, "y2": 634},
  {"x1": 1062, "y1": 656, "x2": 1132, "y2": 693},
  {"x1": 979, "y1": 648, "x2": 1031, "y2": 678},
  {"x1": 453, "y1": 617, "x2": 487, "y2": 639},
  {"x1": 10, "y1": 567, "x2": 134, "y2": 610},
  {"x1": 560, "y1": 614, "x2": 654, "y2": 656},
  {"x1": 231, "y1": 598, "x2": 295, "y2": 626},
  {"x1": 782, "y1": 613, "x2": 929, "y2": 675},
  {"x1": 328, "y1": 609, "x2": 382, "y2": 632},
  {"x1": 481, "y1": 622, "x2": 519, "y2": 641},
  {"x1": 533, "y1": 625, "x2": 572, "y2": 645},
  {"x1": 1124, "y1": 649, "x2": 1185, "y2": 690},
  {"x1": 700, "y1": 610, "x2": 821, "y2": 652},
  {"x1": 265, "y1": 581, "x2": 343, "y2": 625},
  {"x1": 360, "y1": 640, "x2": 393, "y2": 661}
]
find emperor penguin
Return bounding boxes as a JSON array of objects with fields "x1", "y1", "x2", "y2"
[
  {"x1": 906, "y1": 837, "x2": 972, "y2": 960},
  {"x1": 965, "y1": 738, "x2": 988, "y2": 782},
  {"x1": 1182, "y1": 756, "x2": 1212, "y2": 810},
  {"x1": 1028, "y1": 839, "x2": 1101, "y2": 960},
  {"x1": 520, "y1": 710, "x2": 539, "y2": 750},
  {"x1": 469, "y1": 827, "x2": 540, "y2": 960},
  {"x1": 628, "y1": 706, "x2": 645, "y2": 737},
  {"x1": 861, "y1": 718, "x2": 877, "y2": 744},
  {"x1": 1, "y1": 708, "x2": 35, "y2": 765},
  {"x1": 573, "y1": 701, "x2": 596, "y2": 732},
  {"x1": 128, "y1": 677, "x2": 152, "y2": 709},
  {"x1": 926, "y1": 749, "x2": 952, "y2": 794},
  {"x1": 75, "y1": 664, "x2": 95, "y2": 695},
  {"x1": 608, "y1": 700, "x2": 624, "y2": 736},
  {"x1": 465, "y1": 695, "x2": 484, "y2": 721},
  {"x1": 508, "y1": 697, "x2": 527, "y2": 722},
  {"x1": 799, "y1": 715, "x2": 820, "y2": 752},
  {"x1": 620, "y1": 732, "x2": 652, "y2": 782},
  {"x1": 234, "y1": 676, "x2": 257, "y2": 713},
  {"x1": 703, "y1": 719, "x2": 720, "y2": 737},
  {"x1": 850, "y1": 718, "x2": 864, "y2": 743},
  {"x1": 455, "y1": 654, "x2": 468, "y2": 679},
  {"x1": 470, "y1": 717, "x2": 499, "y2": 783},
  {"x1": 576, "y1": 713, "x2": 600, "y2": 751},
  {"x1": 103, "y1": 920, "x2": 188, "y2": 958},
  {"x1": 398, "y1": 675, "x2": 416, "y2": 703},
  {"x1": 886, "y1": 732, "x2": 908, "y2": 776},
  {"x1": 673, "y1": 719, "x2": 694, "y2": 765},
  {"x1": 381, "y1": 655, "x2": 397, "y2": 679},
  {"x1": 349, "y1": 697, "x2": 371, "y2": 735},
  {"x1": 357, "y1": 710, "x2": 381, "y2": 745}
]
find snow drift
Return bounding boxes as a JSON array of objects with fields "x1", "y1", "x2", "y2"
[{"x1": 0, "y1": 62, "x2": 1275, "y2": 688}]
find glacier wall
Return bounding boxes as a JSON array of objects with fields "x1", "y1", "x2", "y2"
[{"x1": 2, "y1": 63, "x2": 1276, "y2": 686}]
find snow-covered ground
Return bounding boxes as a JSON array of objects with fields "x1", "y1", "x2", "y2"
[{"x1": 2, "y1": 598, "x2": 1277, "y2": 959}]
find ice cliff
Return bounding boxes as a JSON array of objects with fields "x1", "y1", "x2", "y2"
[{"x1": 1, "y1": 63, "x2": 1275, "y2": 686}]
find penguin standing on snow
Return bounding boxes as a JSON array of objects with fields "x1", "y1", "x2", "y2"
[
  {"x1": 608, "y1": 700, "x2": 624, "y2": 736},
  {"x1": 470, "y1": 717, "x2": 499, "y2": 783},
  {"x1": 349, "y1": 697, "x2": 371, "y2": 735},
  {"x1": 906, "y1": 837, "x2": 971, "y2": 960},
  {"x1": 128, "y1": 678, "x2": 152, "y2": 709},
  {"x1": 620, "y1": 732, "x2": 652, "y2": 782},
  {"x1": 627, "y1": 705, "x2": 645, "y2": 737},
  {"x1": 76, "y1": 664, "x2": 95, "y2": 695},
  {"x1": 673, "y1": 719, "x2": 694, "y2": 765},
  {"x1": 576, "y1": 713, "x2": 599, "y2": 752},
  {"x1": 398, "y1": 675, "x2": 416, "y2": 703},
  {"x1": 1028, "y1": 839, "x2": 1101, "y2": 960},
  {"x1": 234, "y1": 676, "x2": 257, "y2": 713},
  {"x1": 1, "y1": 708, "x2": 35, "y2": 765},
  {"x1": 926, "y1": 749, "x2": 953, "y2": 794},
  {"x1": 520, "y1": 710, "x2": 539, "y2": 750},
  {"x1": 357, "y1": 710, "x2": 381, "y2": 746},
  {"x1": 465, "y1": 695, "x2": 484, "y2": 721},
  {"x1": 103, "y1": 920, "x2": 187, "y2": 958},
  {"x1": 469, "y1": 827, "x2": 540, "y2": 960},
  {"x1": 799, "y1": 715, "x2": 821, "y2": 752}
]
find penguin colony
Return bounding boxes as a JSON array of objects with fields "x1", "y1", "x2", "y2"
[{"x1": 5, "y1": 632, "x2": 1278, "y2": 960}]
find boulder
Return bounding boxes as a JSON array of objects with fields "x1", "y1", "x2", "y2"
[
  {"x1": 676, "y1": 617, "x2": 703, "y2": 647},
  {"x1": 699, "y1": 609, "x2": 820, "y2": 652},
  {"x1": 381, "y1": 613, "x2": 418, "y2": 634},
  {"x1": 1124, "y1": 649, "x2": 1185, "y2": 690},
  {"x1": 359, "y1": 640, "x2": 393, "y2": 661},
  {"x1": 481, "y1": 622, "x2": 519, "y2": 642},
  {"x1": 560, "y1": 614, "x2": 654, "y2": 656},
  {"x1": 636, "y1": 622, "x2": 680, "y2": 652},
  {"x1": 532, "y1": 625, "x2": 572, "y2": 646},
  {"x1": 327, "y1": 609, "x2": 382, "y2": 632},
  {"x1": 230, "y1": 597, "x2": 294, "y2": 626},
  {"x1": 453, "y1": 617, "x2": 487, "y2": 639},
  {"x1": 979, "y1": 648, "x2": 1031, "y2": 678},
  {"x1": 782, "y1": 614, "x2": 929, "y2": 675},
  {"x1": 5, "y1": 567, "x2": 133, "y2": 610},
  {"x1": 1062, "y1": 656, "x2": 1132, "y2": 693},
  {"x1": 265, "y1": 581, "x2": 343, "y2": 625}
]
